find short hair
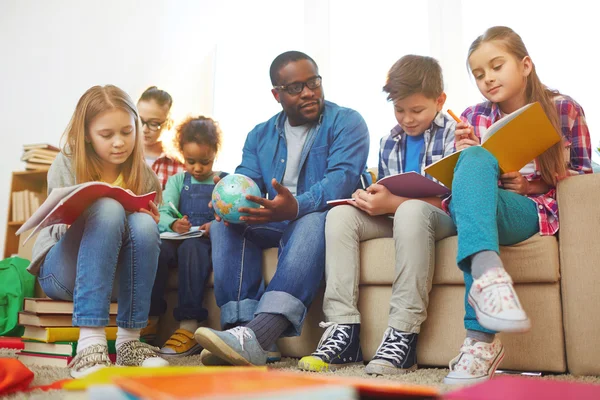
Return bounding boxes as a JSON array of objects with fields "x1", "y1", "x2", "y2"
[
  {"x1": 383, "y1": 55, "x2": 444, "y2": 102},
  {"x1": 174, "y1": 116, "x2": 222, "y2": 154},
  {"x1": 138, "y1": 86, "x2": 173, "y2": 109},
  {"x1": 269, "y1": 51, "x2": 318, "y2": 86}
]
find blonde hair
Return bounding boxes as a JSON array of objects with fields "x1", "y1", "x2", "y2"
[
  {"x1": 61, "y1": 85, "x2": 162, "y2": 202},
  {"x1": 468, "y1": 26, "x2": 567, "y2": 186}
]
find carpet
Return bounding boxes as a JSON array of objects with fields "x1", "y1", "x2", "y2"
[{"x1": 1, "y1": 348, "x2": 599, "y2": 399}]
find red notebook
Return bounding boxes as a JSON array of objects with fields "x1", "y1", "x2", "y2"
[
  {"x1": 375, "y1": 171, "x2": 449, "y2": 198},
  {"x1": 443, "y1": 375, "x2": 600, "y2": 400},
  {"x1": 16, "y1": 182, "x2": 156, "y2": 244},
  {"x1": 0, "y1": 337, "x2": 23, "y2": 350}
]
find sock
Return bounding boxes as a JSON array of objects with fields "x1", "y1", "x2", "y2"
[
  {"x1": 245, "y1": 313, "x2": 290, "y2": 351},
  {"x1": 179, "y1": 320, "x2": 199, "y2": 333},
  {"x1": 77, "y1": 327, "x2": 107, "y2": 353},
  {"x1": 467, "y1": 329, "x2": 495, "y2": 344},
  {"x1": 116, "y1": 327, "x2": 141, "y2": 350},
  {"x1": 471, "y1": 250, "x2": 504, "y2": 279}
]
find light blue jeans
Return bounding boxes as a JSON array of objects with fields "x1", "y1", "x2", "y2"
[
  {"x1": 38, "y1": 198, "x2": 161, "y2": 329},
  {"x1": 210, "y1": 211, "x2": 327, "y2": 337},
  {"x1": 448, "y1": 147, "x2": 540, "y2": 333}
]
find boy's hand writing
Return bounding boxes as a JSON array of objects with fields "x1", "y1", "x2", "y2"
[
  {"x1": 139, "y1": 201, "x2": 160, "y2": 224},
  {"x1": 239, "y1": 179, "x2": 298, "y2": 224},
  {"x1": 172, "y1": 216, "x2": 192, "y2": 233},
  {"x1": 455, "y1": 121, "x2": 479, "y2": 150},
  {"x1": 351, "y1": 184, "x2": 405, "y2": 216}
]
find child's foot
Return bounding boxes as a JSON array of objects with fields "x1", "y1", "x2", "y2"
[
  {"x1": 68, "y1": 344, "x2": 112, "y2": 379},
  {"x1": 194, "y1": 326, "x2": 268, "y2": 366},
  {"x1": 140, "y1": 319, "x2": 159, "y2": 345},
  {"x1": 468, "y1": 267, "x2": 531, "y2": 332},
  {"x1": 365, "y1": 328, "x2": 418, "y2": 376},
  {"x1": 200, "y1": 343, "x2": 281, "y2": 366},
  {"x1": 297, "y1": 322, "x2": 363, "y2": 372},
  {"x1": 158, "y1": 329, "x2": 202, "y2": 357},
  {"x1": 116, "y1": 340, "x2": 169, "y2": 367},
  {"x1": 443, "y1": 337, "x2": 504, "y2": 385}
]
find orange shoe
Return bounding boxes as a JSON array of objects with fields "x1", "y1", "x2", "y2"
[{"x1": 158, "y1": 329, "x2": 202, "y2": 357}]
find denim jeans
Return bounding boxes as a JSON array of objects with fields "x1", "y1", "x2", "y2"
[
  {"x1": 448, "y1": 147, "x2": 540, "y2": 333},
  {"x1": 149, "y1": 237, "x2": 211, "y2": 322},
  {"x1": 38, "y1": 198, "x2": 161, "y2": 329},
  {"x1": 210, "y1": 211, "x2": 327, "y2": 336}
]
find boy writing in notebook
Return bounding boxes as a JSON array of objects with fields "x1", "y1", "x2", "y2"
[{"x1": 298, "y1": 55, "x2": 457, "y2": 375}]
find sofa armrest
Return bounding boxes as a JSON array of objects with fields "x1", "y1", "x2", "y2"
[{"x1": 557, "y1": 173, "x2": 600, "y2": 375}]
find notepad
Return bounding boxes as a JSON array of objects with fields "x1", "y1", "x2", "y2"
[{"x1": 160, "y1": 226, "x2": 205, "y2": 240}]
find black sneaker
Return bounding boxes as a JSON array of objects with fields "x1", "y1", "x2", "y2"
[
  {"x1": 297, "y1": 322, "x2": 363, "y2": 372},
  {"x1": 365, "y1": 327, "x2": 418, "y2": 375}
]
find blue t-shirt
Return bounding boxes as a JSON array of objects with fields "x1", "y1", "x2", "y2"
[{"x1": 403, "y1": 133, "x2": 425, "y2": 173}]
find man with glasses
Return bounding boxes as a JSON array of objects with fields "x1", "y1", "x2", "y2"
[{"x1": 194, "y1": 51, "x2": 371, "y2": 366}]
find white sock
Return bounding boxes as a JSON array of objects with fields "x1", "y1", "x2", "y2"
[
  {"x1": 78, "y1": 327, "x2": 107, "y2": 353},
  {"x1": 116, "y1": 327, "x2": 141, "y2": 350},
  {"x1": 179, "y1": 320, "x2": 199, "y2": 333}
]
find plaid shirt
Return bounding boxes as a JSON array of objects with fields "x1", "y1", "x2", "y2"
[
  {"x1": 151, "y1": 153, "x2": 185, "y2": 190},
  {"x1": 379, "y1": 112, "x2": 456, "y2": 180},
  {"x1": 442, "y1": 95, "x2": 592, "y2": 236}
]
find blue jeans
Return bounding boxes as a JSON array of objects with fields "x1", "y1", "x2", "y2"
[
  {"x1": 150, "y1": 237, "x2": 211, "y2": 322},
  {"x1": 448, "y1": 147, "x2": 540, "y2": 333},
  {"x1": 210, "y1": 211, "x2": 327, "y2": 336},
  {"x1": 38, "y1": 198, "x2": 161, "y2": 329}
]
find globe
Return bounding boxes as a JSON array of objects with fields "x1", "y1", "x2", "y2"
[{"x1": 211, "y1": 174, "x2": 262, "y2": 224}]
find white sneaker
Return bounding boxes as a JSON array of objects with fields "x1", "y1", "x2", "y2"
[
  {"x1": 68, "y1": 344, "x2": 112, "y2": 379},
  {"x1": 443, "y1": 337, "x2": 504, "y2": 385},
  {"x1": 468, "y1": 268, "x2": 531, "y2": 332}
]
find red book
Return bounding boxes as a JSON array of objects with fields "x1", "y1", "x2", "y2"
[
  {"x1": 16, "y1": 182, "x2": 156, "y2": 244},
  {"x1": 443, "y1": 375, "x2": 600, "y2": 400},
  {"x1": 0, "y1": 337, "x2": 23, "y2": 350}
]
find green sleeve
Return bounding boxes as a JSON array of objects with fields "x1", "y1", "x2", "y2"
[{"x1": 158, "y1": 173, "x2": 185, "y2": 233}]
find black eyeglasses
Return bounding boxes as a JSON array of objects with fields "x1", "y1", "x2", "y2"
[
  {"x1": 273, "y1": 75, "x2": 322, "y2": 95},
  {"x1": 140, "y1": 118, "x2": 166, "y2": 131}
]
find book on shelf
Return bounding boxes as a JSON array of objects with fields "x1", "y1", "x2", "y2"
[
  {"x1": 21, "y1": 148, "x2": 59, "y2": 161},
  {"x1": 22, "y1": 143, "x2": 60, "y2": 152},
  {"x1": 22, "y1": 340, "x2": 117, "y2": 356},
  {"x1": 16, "y1": 351, "x2": 116, "y2": 368},
  {"x1": 23, "y1": 297, "x2": 118, "y2": 315},
  {"x1": 24, "y1": 162, "x2": 51, "y2": 171},
  {"x1": 424, "y1": 102, "x2": 562, "y2": 189},
  {"x1": 21, "y1": 326, "x2": 118, "y2": 343},
  {"x1": 16, "y1": 182, "x2": 157, "y2": 245},
  {"x1": 18, "y1": 311, "x2": 117, "y2": 327},
  {"x1": 160, "y1": 226, "x2": 205, "y2": 240}
]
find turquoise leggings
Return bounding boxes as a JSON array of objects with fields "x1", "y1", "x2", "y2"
[{"x1": 448, "y1": 147, "x2": 540, "y2": 333}]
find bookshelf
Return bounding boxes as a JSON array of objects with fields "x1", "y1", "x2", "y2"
[{"x1": 4, "y1": 170, "x2": 48, "y2": 258}]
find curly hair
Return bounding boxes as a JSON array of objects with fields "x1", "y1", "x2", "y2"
[{"x1": 174, "y1": 116, "x2": 222, "y2": 154}]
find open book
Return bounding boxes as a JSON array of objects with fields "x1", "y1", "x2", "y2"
[
  {"x1": 16, "y1": 182, "x2": 156, "y2": 245},
  {"x1": 424, "y1": 102, "x2": 562, "y2": 189},
  {"x1": 160, "y1": 226, "x2": 205, "y2": 240}
]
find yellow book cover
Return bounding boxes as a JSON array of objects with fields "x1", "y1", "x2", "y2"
[
  {"x1": 21, "y1": 326, "x2": 118, "y2": 343},
  {"x1": 424, "y1": 102, "x2": 562, "y2": 189}
]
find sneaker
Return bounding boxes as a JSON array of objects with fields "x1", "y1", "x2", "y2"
[
  {"x1": 297, "y1": 322, "x2": 363, "y2": 372},
  {"x1": 194, "y1": 326, "x2": 268, "y2": 366},
  {"x1": 68, "y1": 344, "x2": 112, "y2": 379},
  {"x1": 365, "y1": 328, "x2": 418, "y2": 376},
  {"x1": 443, "y1": 337, "x2": 504, "y2": 385},
  {"x1": 116, "y1": 340, "x2": 170, "y2": 367},
  {"x1": 200, "y1": 342, "x2": 281, "y2": 366},
  {"x1": 158, "y1": 328, "x2": 202, "y2": 357}
]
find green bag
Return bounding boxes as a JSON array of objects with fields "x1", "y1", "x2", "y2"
[{"x1": 0, "y1": 256, "x2": 35, "y2": 336}]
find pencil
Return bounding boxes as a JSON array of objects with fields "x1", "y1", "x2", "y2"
[
  {"x1": 447, "y1": 109, "x2": 462, "y2": 124},
  {"x1": 168, "y1": 201, "x2": 184, "y2": 219}
]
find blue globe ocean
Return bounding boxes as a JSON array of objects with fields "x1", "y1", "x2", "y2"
[{"x1": 211, "y1": 174, "x2": 261, "y2": 223}]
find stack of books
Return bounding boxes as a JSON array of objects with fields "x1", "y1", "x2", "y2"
[
  {"x1": 16, "y1": 298, "x2": 118, "y2": 367},
  {"x1": 21, "y1": 143, "x2": 59, "y2": 171},
  {"x1": 11, "y1": 190, "x2": 44, "y2": 223}
]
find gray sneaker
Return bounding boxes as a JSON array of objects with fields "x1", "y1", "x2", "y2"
[
  {"x1": 200, "y1": 342, "x2": 281, "y2": 366},
  {"x1": 194, "y1": 326, "x2": 268, "y2": 366}
]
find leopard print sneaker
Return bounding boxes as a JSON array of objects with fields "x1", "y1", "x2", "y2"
[
  {"x1": 116, "y1": 340, "x2": 169, "y2": 367},
  {"x1": 68, "y1": 344, "x2": 112, "y2": 379}
]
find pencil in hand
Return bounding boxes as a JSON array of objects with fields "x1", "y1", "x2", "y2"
[{"x1": 448, "y1": 109, "x2": 469, "y2": 141}]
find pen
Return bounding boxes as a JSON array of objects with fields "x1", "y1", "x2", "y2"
[
  {"x1": 360, "y1": 174, "x2": 367, "y2": 189},
  {"x1": 168, "y1": 201, "x2": 184, "y2": 219},
  {"x1": 448, "y1": 109, "x2": 468, "y2": 141}
]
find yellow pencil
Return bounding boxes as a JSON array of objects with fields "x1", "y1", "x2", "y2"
[{"x1": 447, "y1": 109, "x2": 462, "y2": 124}]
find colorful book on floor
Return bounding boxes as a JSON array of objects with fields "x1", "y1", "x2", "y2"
[
  {"x1": 21, "y1": 326, "x2": 118, "y2": 343},
  {"x1": 0, "y1": 336, "x2": 24, "y2": 350},
  {"x1": 23, "y1": 298, "x2": 118, "y2": 315},
  {"x1": 22, "y1": 340, "x2": 117, "y2": 356},
  {"x1": 159, "y1": 226, "x2": 205, "y2": 240},
  {"x1": 424, "y1": 102, "x2": 562, "y2": 189},
  {"x1": 18, "y1": 312, "x2": 117, "y2": 327},
  {"x1": 16, "y1": 182, "x2": 157, "y2": 245},
  {"x1": 16, "y1": 351, "x2": 116, "y2": 368}
]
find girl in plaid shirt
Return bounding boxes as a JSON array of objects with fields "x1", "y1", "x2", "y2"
[{"x1": 444, "y1": 26, "x2": 592, "y2": 385}]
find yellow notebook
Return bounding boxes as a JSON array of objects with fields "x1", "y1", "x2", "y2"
[
  {"x1": 21, "y1": 326, "x2": 118, "y2": 343},
  {"x1": 424, "y1": 102, "x2": 562, "y2": 189}
]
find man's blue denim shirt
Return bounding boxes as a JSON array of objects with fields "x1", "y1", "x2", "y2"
[{"x1": 236, "y1": 100, "x2": 371, "y2": 219}]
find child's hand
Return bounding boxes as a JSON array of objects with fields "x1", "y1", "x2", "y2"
[
  {"x1": 455, "y1": 121, "x2": 479, "y2": 150},
  {"x1": 199, "y1": 222, "x2": 211, "y2": 238},
  {"x1": 500, "y1": 172, "x2": 530, "y2": 195},
  {"x1": 351, "y1": 184, "x2": 404, "y2": 216},
  {"x1": 172, "y1": 216, "x2": 192, "y2": 233},
  {"x1": 138, "y1": 201, "x2": 160, "y2": 224}
]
